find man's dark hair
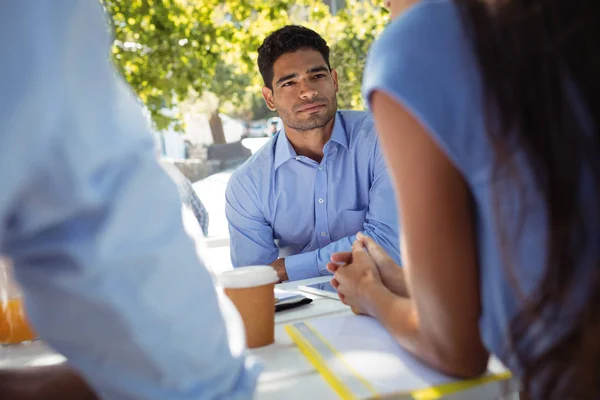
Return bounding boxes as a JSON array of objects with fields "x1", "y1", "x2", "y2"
[{"x1": 257, "y1": 25, "x2": 330, "y2": 89}]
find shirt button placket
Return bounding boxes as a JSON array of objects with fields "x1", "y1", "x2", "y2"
[{"x1": 315, "y1": 160, "x2": 330, "y2": 246}]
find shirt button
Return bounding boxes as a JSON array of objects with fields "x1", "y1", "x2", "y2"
[
  {"x1": 321, "y1": 232, "x2": 327, "y2": 237},
  {"x1": 318, "y1": 165, "x2": 324, "y2": 170},
  {"x1": 318, "y1": 198, "x2": 324, "y2": 204}
]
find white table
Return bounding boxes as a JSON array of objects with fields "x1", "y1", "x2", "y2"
[
  {"x1": 253, "y1": 276, "x2": 521, "y2": 400},
  {"x1": 0, "y1": 274, "x2": 520, "y2": 399}
]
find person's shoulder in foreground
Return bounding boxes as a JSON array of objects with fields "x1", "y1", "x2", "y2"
[
  {"x1": 364, "y1": 0, "x2": 465, "y2": 99},
  {"x1": 363, "y1": 0, "x2": 482, "y2": 177},
  {"x1": 0, "y1": 2, "x2": 258, "y2": 399}
]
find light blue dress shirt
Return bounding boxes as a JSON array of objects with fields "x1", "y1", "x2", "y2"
[
  {"x1": 0, "y1": 2, "x2": 258, "y2": 399},
  {"x1": 362, "y1": 0, "x2": 598, "y2": 385},
  {"x1": 226, "y1": 110, "x2": 401, "y2": 281}
]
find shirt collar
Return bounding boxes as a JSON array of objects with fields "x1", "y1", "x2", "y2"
[
  {"x1": 329, "y1": 112, "x2": 349, "y2": 150},
  {"x1": 273, "y1": 112, "x2": 348, "y2": 170},
  {"x1": 274, "y1": 129, "x2": 297, "y2": 170}
]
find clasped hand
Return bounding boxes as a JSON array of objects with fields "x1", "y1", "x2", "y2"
[{"x1": 327, "y1": 232, "x2": 403, "y2": 316}]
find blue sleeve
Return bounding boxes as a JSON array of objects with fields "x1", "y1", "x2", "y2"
[
  {"x1": 0, "y1": 2, "x2": 259, "y2": 399},
  {"x1": 285, "y1": 133, "x2": 401, "y2": 280},
  {"x1": 225, "y1": 173, "x2": 279, "y2": 268}
]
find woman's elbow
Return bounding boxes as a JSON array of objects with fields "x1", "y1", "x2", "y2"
[{"x1": 433, "y1": 348, "x2": 490, "y2": 379}]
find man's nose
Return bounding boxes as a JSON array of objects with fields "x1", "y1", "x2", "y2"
[{"x1": 299, "y1": 80, "x2": 318, "y2": 100}]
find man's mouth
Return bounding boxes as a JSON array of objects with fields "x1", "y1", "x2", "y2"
[{"x1": 297, "y1": 103, "x2": 326, "y2": 113}]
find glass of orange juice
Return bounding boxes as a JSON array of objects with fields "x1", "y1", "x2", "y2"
[{"x1": 0, "y1": 256, "x2": 37, "y2": 345}]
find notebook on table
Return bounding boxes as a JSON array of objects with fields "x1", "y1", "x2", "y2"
[{"x1": 285, "y1": 315, "x2": 512, "y2": 400}]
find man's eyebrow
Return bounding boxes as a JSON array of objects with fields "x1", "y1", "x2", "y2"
[
  {"x1": 275, "y1": 66, "x2": 329, "y2": 86},
  {"x1": 275, "y1": 73, "x2": 298, "y2": 85},
  {"x1": 307, "y1": 66, "x2": 329, "y2": 74}
]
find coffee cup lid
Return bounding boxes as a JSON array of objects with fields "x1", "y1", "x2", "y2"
[{"x1": 217, "y1": 266, "x2": 279, "y2": 289}]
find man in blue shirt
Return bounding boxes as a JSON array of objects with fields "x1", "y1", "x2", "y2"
[
  {"x1": 0, "y1": 2, "x2": 258, "y2": 399},
  {"x1": 226, "y1": 25, "x2": 400, "y2": 282}
]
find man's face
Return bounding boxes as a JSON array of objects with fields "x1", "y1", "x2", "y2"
[{"x1": 262, "y1": 49, "x2": 338, "y2": 132}]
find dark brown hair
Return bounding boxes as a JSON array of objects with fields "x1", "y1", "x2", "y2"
[{"x1": 457, "y1": 0, "x2": 600, "y2": 398}]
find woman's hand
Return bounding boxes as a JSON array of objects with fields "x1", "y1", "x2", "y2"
[
  {"x1": 327, "y1": 239, "x2": 387, "y2": 316},
  {"x1": 328, "y1": 232, "x2": 409, "y2": 298}
]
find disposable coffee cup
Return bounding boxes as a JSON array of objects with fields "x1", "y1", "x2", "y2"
[{"x1": 217, "y1": 266, "x2": 279, "y2": 348}]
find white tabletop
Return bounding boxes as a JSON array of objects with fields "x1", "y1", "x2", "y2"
[
  {"x1": 252, "y1": 276, "x2": 347, "y2": 400},
  {"x1": 253, "y1": 276, "x2": 520, "y2": 400}
]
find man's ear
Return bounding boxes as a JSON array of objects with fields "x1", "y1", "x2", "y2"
[
  {"x1": 331, "y1": 68, "x2": 339, "y2": 93},
  {"x1": 262, "y1": 86, "x2": 276, "y2": 111}
]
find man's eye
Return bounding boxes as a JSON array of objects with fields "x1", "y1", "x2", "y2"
[
  {"x1": 313, "y1": 74, "x2": 326, "y2": 79},
  {"x1": 282, "y1": 81, "x2": 296, "y2": 87}
]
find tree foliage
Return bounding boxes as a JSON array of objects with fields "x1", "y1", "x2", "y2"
[
  {"x1": 101, "y1": 0, "x2": 388, "y2": 133},
  {"x1": 329, "y1": 1, "x2": 389, "y2": 110}
]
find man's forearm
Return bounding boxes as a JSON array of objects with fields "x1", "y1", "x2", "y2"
[
  {"x1": 284, "y1": 232, "x2": 398, "y2": 281},
  {"x1": 282, "y1": 250, "x2": 321, "y2": 281}
]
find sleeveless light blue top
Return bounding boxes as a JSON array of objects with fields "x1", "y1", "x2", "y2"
[{"x1": 362, "y1": 0, "x2": 597, "y2": 377}]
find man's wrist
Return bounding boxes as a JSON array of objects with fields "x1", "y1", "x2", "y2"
[
  {"x1": 271, "y1": 258, "x2": 288, "y2": 282},
  {"x1": 278, "y1": 259, "x2": 289, "y2": 281}
]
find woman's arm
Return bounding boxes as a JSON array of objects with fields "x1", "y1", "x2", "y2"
[{"x1": 368, "y1": 90, "x2": 488, "y2": 378}]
